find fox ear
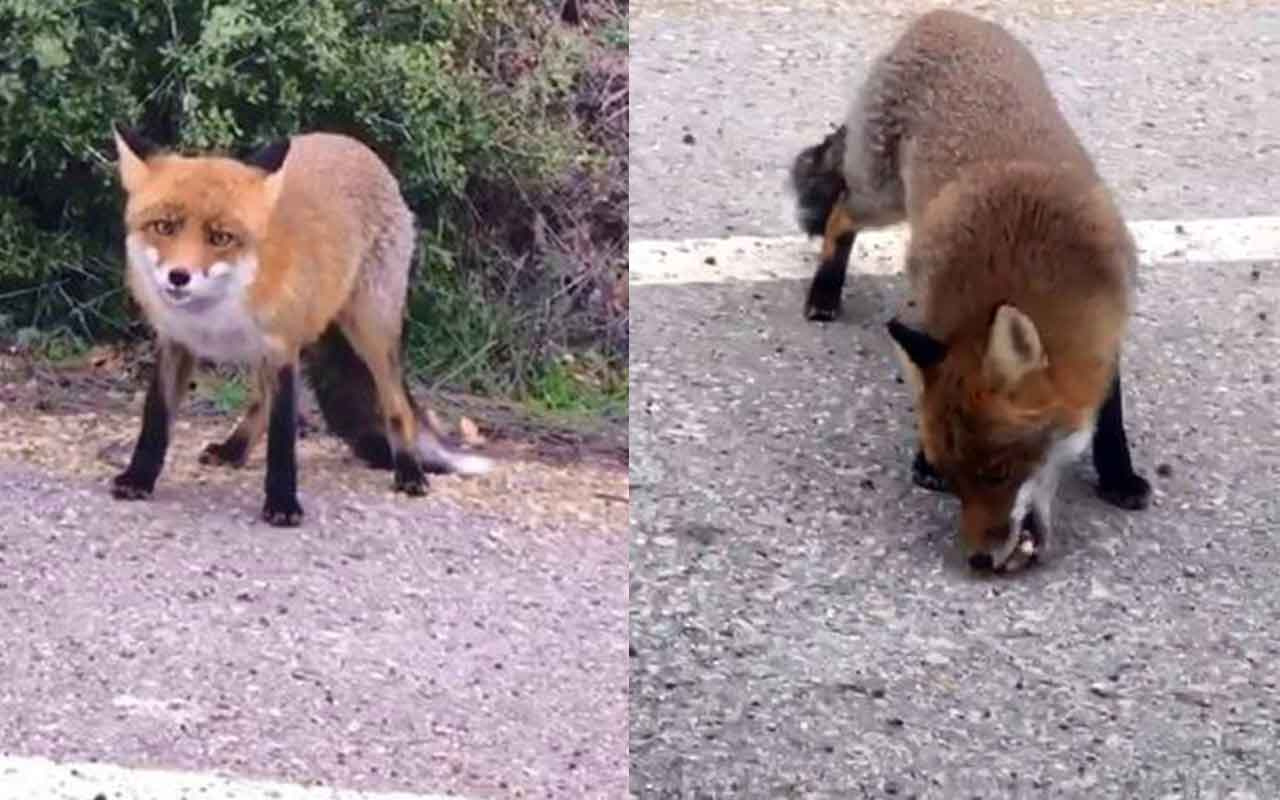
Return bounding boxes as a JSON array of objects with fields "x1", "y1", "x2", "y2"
[
  {"x1": 887, "y1": 318, "x2": 947, "y2": 396},
  {"x1": 113, "y1": 123, "x2": 158, "y2": 193},
  {"x1": 244, "y1": 138, "x2": 290, "y2": 173},
  {"x1": 244, "y1": 138, "x2": 291, "y2": 211},
  {"x1": 984, "y1": 304, "x2": 1047, "y2": 389}
]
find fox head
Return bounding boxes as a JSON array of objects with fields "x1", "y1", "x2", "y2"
[
  {"x1": 113, "y1": 124, "x2": 291, "y2": 312},
  {"x1": 889, "y1": 305, "x2": 1096, "y2": 570},
  {"x1": 788, "y1": 123, "x2": 847, "y2": 237}
]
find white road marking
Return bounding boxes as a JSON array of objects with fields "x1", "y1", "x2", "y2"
[
  {"x1": 630, "y1": 216, "x2": 1280, "y2": 286},
  {"x1": 0, "y1": 754, "x2": 471, "y2": 800}
]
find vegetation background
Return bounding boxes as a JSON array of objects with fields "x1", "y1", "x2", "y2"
[{"x1": 0, "y1": 0, "x2": 627, "y2": 429}]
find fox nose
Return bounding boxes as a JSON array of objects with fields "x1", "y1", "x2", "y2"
[
  {"x1": 168, "y1": 268, "x2": 191, "y2": 288},
  {"x1": 968, "y1": 552, "x2": 995, "y2": 571},
  {"x1": 968, "y1": 524, "x2": 1014, "y2": 571}
]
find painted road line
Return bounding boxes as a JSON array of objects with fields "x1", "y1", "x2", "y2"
[
  {"x1": 630, "y1": 216, "x2": 1280, "y2": 286},
  {"x1": 0, "y1": 754, "x2": 472, "y2": 800}
]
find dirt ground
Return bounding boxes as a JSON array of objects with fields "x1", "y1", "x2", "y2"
[{"x1": 0, "y1": 342, "x2": 628, "y2": 533}]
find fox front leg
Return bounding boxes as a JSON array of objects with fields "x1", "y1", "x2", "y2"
[
  {"x1": 1092, "y1": 369, "x2": 1153, "y2": 510},
  {"x1": 112, "y1": 340, "x2": 194, "y2": 499},
  {"x1": 261, "y1": 360, "x2": 305, "y2": 526}
]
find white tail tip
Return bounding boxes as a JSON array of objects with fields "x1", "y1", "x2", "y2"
[
  {"x1": 448, "y1": 452, "x2": 495, "y2": 476},
  {"x1": 416, "y1": 431, "x2": 495, "y2": 477}
]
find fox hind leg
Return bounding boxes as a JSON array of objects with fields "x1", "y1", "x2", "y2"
[
  {"x1": 336, "y1": 312, "x2": 428, "y2": 497},
  {"x1": 806, "y1": 198, "x2": 859, "y2": 321},
  {"x1": 200, "y1": 364, "x2": 274, "y2": 468}
]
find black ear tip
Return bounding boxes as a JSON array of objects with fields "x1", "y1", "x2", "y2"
[
  {"x1": 112, "y1": 121, "x2": 138, "y2": 141},
  {"x1": 114, "y1": 123, "x2": 159, "y2": 159},
  {"x1": 244, "y1": 138, "x2": 291, "y2": 174},
  {"x1": 886, "y1": 317, "x2": 948, "y2": 369}
]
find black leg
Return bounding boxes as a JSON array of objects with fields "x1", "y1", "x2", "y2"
[
  {"x1": 262, "y1": 363, "x2": 304, "y2": 526},
  {"x1": 805, "y1": 232, "x2": 855, "y2": 321},
  {"x1": 911, "y1": 447, "x2": 949, "y2": 493},
  {"x1": 390, "y1": 411, "x2": 428, "y2": 496},
  {"x1": 805, "y1": 198, "x2": 858, "y2": 322},
  {"x1": 1093, "y1": 369, "x2": 1152, "y2": 510},
  {"x1": 393, "y1": 450, "x2": 428, "y2": 495},
  {"x1": 112, "y1": 342, "x2": 192, "y2": 499},
  {"x1": 200, "y1": 432, "x2": 252, "y2": 468}
]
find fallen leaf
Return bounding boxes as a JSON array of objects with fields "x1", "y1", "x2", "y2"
[{"x1": 460, "y1": 416, "x2": 486, "y2": 446}]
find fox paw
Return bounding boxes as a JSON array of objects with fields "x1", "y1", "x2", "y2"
[
  {"x1": 804, "y1": 273, "x2": 843, "y2": 321},
  {"x1": 1098, "y1": 471, "x2": 1152, "y2": 511},
  {"x1": 111, "y1": 470, "x2": 155, "y2": 500},
  {"x1": 911, "y1": 450, "x2": 949, "y2": 493},
  {"x1": 393, "y1": 454, "x2": 428, "y2": 497},
  {"x1": 262, "y1": 494, "x2": 304, "y2": 527},
  {"x1": 199, "y1": 438, "x2": 248, "y2": 468}
]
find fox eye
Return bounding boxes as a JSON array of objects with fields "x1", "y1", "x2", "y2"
[
  {"x1": 976, "y1": 464, "x2": 1010, "y2": 486},
  {"x1": 208, "y1": 230, "x2": 236, "y2": 248},
  {"x1": 148, "y1": 219, "x2": 179, "y2": 236}
]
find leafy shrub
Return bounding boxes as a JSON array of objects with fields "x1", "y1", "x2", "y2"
[{"x1": 0, "y1": 0, "x2": 627, "y2": 407}]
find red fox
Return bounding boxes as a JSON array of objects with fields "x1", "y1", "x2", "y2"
[
  {"x1": 110, "y1": 125, "x2": 492, "y2": 526},
  {"x1": 788, "y1": 9, "x2": 1152, "y2": 570}
]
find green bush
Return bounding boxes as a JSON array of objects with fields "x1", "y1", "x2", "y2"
[{"x1": 0, "y1": 0, "x2": 627, "y2": 410}]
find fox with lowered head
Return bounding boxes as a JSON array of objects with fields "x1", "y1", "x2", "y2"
[{"x1": 788, "y1": 9, "x2": 1153, "y2": 571}]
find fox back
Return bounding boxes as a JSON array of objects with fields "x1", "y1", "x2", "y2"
[{"x1": 116, "y1": 131, "x2": 415, "y2": 363}]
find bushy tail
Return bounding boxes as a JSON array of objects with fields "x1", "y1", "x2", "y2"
[
  {"x1": 302, "y1": 324, "x2": 494, "y2": 476},
  {"x1": 403, "y1": 383, "x2": 494, "y2": 476},
  {"x1": 788, "y1": 123, "x2": 849, "y2": 236}
]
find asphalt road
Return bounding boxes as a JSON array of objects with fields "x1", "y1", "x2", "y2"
[
  {"x1": 629, "y1": 1, "x2": 1280, "y2": 797},
  {"x1": 0, "y1": 413, "x2": 628, "y2": 798},
  {"x1": 629, "y1": 0, "x2": 1280, "y2": 240}
]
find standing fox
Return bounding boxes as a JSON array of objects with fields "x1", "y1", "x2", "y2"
[
  {"x1": 788, "y1": 10, "x2": 1152, "y2": 570},
  {"x1": 111, "y1": 125, "x2": 492, "y2": 526}
]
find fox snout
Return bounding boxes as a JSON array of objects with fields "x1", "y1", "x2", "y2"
[
  {"x1": 964, "y1": 502, "x2": 1046, "y2": 573},
  {"x1": 151, "y1": 260, "x2": 231, "y2": 300}
]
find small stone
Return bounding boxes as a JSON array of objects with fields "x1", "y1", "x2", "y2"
[
  {"x1": 1090, "y1": 682, "x2": 1116, "y2": 699},
  {"x1": 1173, "y1": 687, "x2": 1214, "y2": 708},
  {"x1": 1156, "y1": 463, "x2": 1173, "y2": 478},
  {"x1": 682, "y1": 133, "x2": 696, "y2": 145}
]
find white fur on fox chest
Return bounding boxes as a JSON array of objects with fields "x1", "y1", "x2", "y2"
[{"x1": 126, "y1": 237, "x2": 275, "y2": 363}]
